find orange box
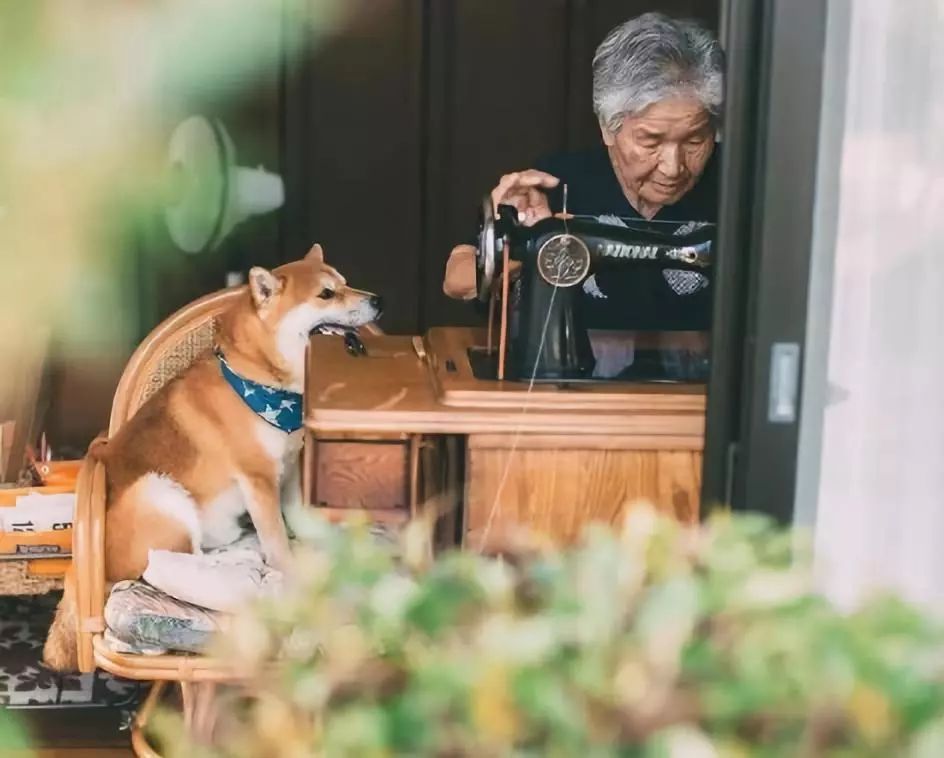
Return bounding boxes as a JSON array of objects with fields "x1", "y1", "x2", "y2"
[
  {"x1": 0, "y1": 529, "x2": 72, "y2": 556},
  {"x1": 27, "y1": 557, "x2": 71, "y2": 576},
  {"x1": 0, "y1": 467, "x2": 77, "y2": 565}
]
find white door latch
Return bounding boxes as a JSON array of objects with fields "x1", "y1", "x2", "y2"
[{"x1": 768, "y1": 342, "x2": 800, "y2": 423}]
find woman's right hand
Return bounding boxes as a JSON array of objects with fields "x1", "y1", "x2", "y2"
[
  {"x1": 442, "y1": 169, "x2": 557, "y2": 301},
  {"x1": 490, "y1": 169, "x2": 560, "y2": 226},
  {"x1": 443, "y1": 244, "x2": 523, "y2": 301},
  {"x1": 443, "y1": 244, "x2": 478, "y2": 300}
]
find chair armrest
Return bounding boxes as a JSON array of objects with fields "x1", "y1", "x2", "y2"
[{"x1": 72, "y1": 453, "x2": 107, "y2": 673}]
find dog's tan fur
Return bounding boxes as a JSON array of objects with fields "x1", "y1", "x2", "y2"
[{"x1": 43, "y1": 245, "x2": 381, "y2": 671}]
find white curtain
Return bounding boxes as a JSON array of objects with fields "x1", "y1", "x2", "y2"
[{"x1": 798, "y1": 0, "x2": 944, "y2": 610}]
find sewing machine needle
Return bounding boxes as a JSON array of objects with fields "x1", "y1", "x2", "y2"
[{"x1": 556, "y1": 183, "x2": 574, "y2": 221}]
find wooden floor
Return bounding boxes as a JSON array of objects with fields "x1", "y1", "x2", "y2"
[{"x1": 8, "y1": 708, "x2": 133, "y2": 756}]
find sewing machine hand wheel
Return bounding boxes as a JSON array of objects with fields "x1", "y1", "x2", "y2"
[
  {"x1": 476, "y1": 195, "x2": 498, "y2": 302},
  {"x1": 476, "y1": 196, "x2": 522, "y2": 303}
]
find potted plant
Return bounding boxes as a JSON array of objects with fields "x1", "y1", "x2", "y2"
[{"x1": 156, "y1": 507, "x2": 944, "y2": 756}]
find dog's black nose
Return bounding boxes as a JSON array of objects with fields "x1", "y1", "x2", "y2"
[{"x1": 369, "y1": 294, "x2": 384, "y2": 313}]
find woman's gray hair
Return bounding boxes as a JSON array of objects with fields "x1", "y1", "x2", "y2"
[{"x1": 593, "y1": 13, "x2": 724, "y2": 132}]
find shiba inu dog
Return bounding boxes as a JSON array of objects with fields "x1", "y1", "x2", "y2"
[{"x1": 43, "y1": 244, "x2": 382, "y2": 670}]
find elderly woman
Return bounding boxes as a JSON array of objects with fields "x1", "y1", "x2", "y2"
[{"x1": 443, "y1": 13, "x2": 724, "y2": 368}]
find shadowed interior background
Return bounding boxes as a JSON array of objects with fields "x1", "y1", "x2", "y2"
[{"x1": 45, "y1": 0, "x2": 717, "y2": 450}]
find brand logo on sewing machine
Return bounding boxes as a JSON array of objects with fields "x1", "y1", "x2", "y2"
[
  {"x1": 537, "y1": 234, "x2": 591, "y2": 288},
  {"x1": 597, "y1": 242, "x2": 659, "y2": 260},
  {"x1": 596, "y1": 241, "x2": 711, "y2": 267}
]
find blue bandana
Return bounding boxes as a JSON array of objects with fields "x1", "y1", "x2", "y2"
[{"x1": 216, "y1": 350, "x2": 303, "y2": 433}]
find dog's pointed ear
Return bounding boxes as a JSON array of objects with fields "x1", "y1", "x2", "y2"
[
  {"x1": 248, "y1": 267, "x2": 283, "y2": 313},
  {"x1": 305, "y1": 243, "x2": 324, "y2": 264}
]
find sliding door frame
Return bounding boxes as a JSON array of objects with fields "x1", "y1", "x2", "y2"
[{"x1": 702, "y1": 0, "x2": 830, "y2": 523}]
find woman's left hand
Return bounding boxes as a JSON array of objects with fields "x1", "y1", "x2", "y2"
[{"x1": 490, "y1": 169, "x2": 559, "y2": 226}]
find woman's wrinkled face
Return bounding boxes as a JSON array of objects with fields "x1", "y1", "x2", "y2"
[{"x1": 603, "y1": 97, "x2": 715, "y2": 208}]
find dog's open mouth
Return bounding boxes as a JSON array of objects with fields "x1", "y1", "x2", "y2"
[
  {"x1": 311, "y1": 323, "x2": 368, "y2": 356},
  {"x1": 311, "y1": 323, "x2": 351, "y2": 337}
]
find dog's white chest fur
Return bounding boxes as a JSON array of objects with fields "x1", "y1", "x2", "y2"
[
  {"x1": 153, "y1": 419, "x2": 304, "y2": 552},
  {"x1": 253, "y1": 417, "x2": 303, "y2": 480},
  {"x1": 205, "y1": 420, "x2": 302, "y2": 543},
  {"x1": 201, "y1": 484, "x2": 247, "y2": 548}
]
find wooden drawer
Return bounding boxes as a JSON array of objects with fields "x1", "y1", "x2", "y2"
[
  {"x1": 312, "y1": 440, "x2": 409, "y2": 510},
  {"x1": 303, "y1": 433, "x2": 461, "y2": 546}
]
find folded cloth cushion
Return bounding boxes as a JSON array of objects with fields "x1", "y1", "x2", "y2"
[
  {"x1": 104, "y1": 580, "x2": 223, "y2": 655},
  {"x1": 142, "y1": 534, "x2": 283, "y2": 614},
  {"x1": 104, "y1": 522, "x2": 404, "y2": 656}
]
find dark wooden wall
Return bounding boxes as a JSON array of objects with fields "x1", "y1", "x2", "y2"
[
  {"x1": 48, "y1": 0, "x2": 718, "y2": 449},
  {"x1": 285, "y1": 0, "x2": 719, "y2": 333},
  {"x1": 136, "y1": 0, "x2": 720, "y2": 333}
]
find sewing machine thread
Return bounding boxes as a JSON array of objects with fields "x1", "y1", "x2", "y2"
[{"x1": 477, "y1": 238, "x2": 569, "y2": 553}]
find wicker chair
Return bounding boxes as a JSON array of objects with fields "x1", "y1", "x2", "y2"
[{"x1": 70, "y1": 286, "x2": 382, "y2": 755}]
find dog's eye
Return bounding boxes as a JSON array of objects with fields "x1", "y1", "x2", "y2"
[{"x1": 318, "y1": 289, "x2": 335, "y2": 300}]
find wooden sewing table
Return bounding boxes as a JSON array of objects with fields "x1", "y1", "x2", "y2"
[{"x1": 303, "y1": 327, "x2": 706, "y2": 548}]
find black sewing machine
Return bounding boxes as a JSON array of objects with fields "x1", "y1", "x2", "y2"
[{"x1": 472, "y1": 195, "x2": 714, "y2": 383}]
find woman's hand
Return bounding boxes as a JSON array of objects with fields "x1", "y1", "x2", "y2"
[
  {"x1": 442, "y1": 169, "x2": 556, "y2": 301},
  {"x1": 443, "y1": 244, "x2": 478, "y2": 300},
  {"x1": 443, "y1": 244, "x2": 523, "y2": 301},
  {"x1": 491, "y1": 169, "x2": 560, "y2": 226}
]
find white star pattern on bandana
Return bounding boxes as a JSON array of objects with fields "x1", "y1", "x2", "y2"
[
  {"x1": 216, "y1": 350, "x2": 304, "y2": 433},
  {"x1": 259, "y1": 405, "x2": 283, "y2": 425}
]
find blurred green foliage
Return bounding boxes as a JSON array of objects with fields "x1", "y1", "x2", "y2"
[
  {"x1": 157, "y1": 508, "x2": 944, "y2": 757},
  {"x1": 0, "y1": 707, "x2": 32, "y2": 754},
  {"x1": 0, "y1": 0, "x2": 341, "y2": 400}
]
